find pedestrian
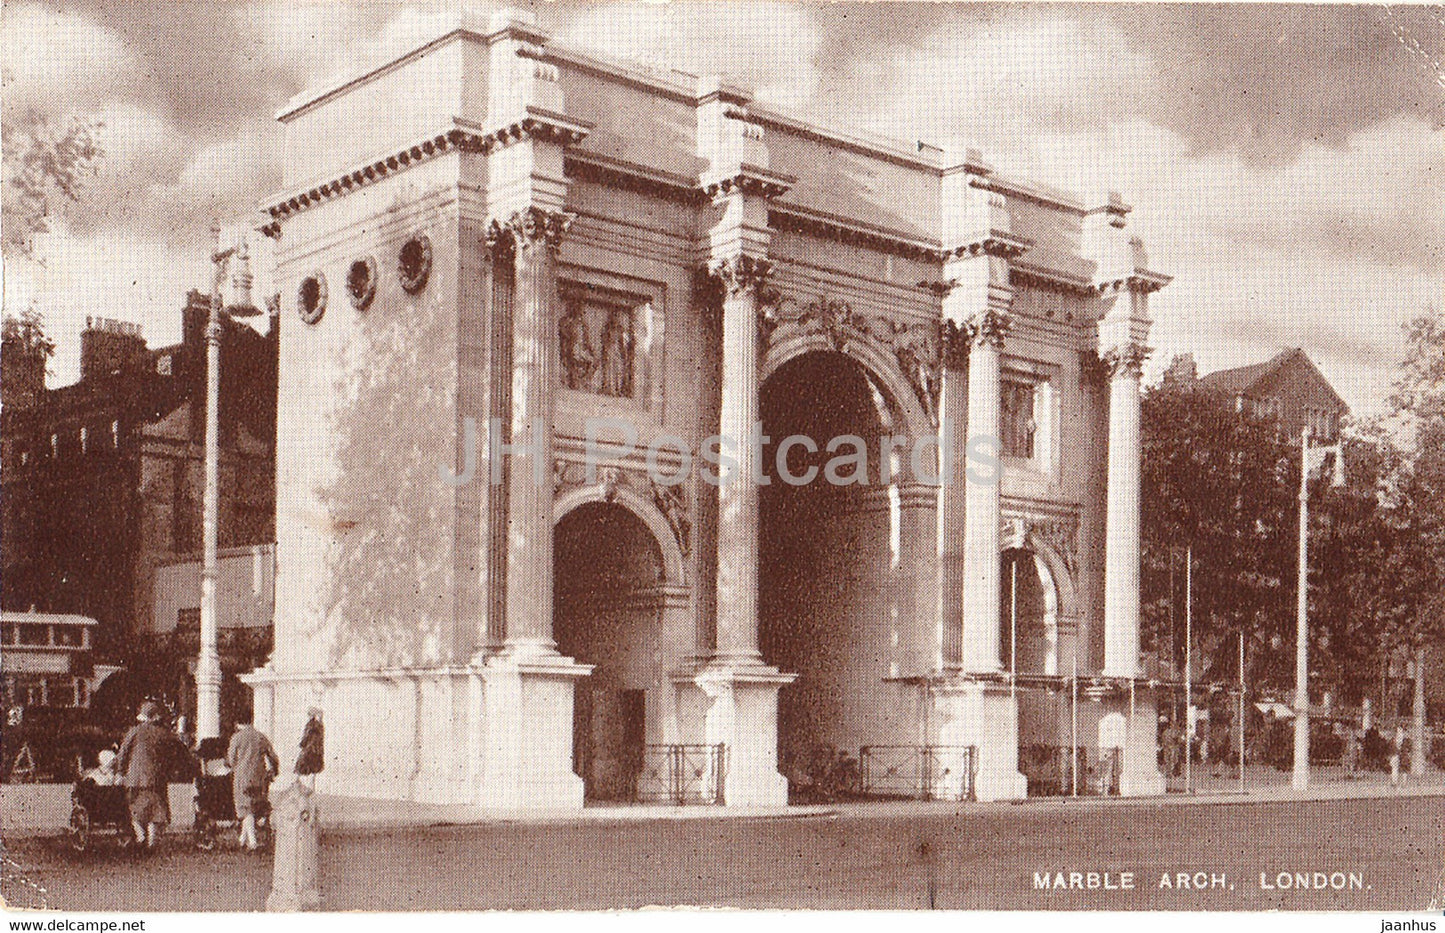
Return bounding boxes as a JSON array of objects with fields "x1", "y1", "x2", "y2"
[
  {"x1": 116, "y1": 700, "x2": 180, "y2": 849},
  {"x1": 1342, "y1": 721, "x2": 1360, "y2": 778},
  {"x1": 295, "y1": 706, "x2": 324, "y2": 788},
  {"x1": 227, "y1": 716, "x2": 279, "y2": 850},
  {"x1": 1387, "y1": 725, "x2": 1410, "y2": 791}
]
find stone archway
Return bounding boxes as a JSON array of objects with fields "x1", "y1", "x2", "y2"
[{"x1": 553, "y1": 500, "x2": 672, "y2": 802}]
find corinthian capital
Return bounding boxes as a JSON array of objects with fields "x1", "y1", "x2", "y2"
[
  {"x1": 967, "y1": 308, "x2": 1011, "y2": 349},
  {"x1": 1102, "y1": 342, "x2": 1150, "y2": 378},
  {"x1": 505, "y1": 207, "x2": 574, "y2": 253},
  {"x1": 708, "y1": 254, "x2": 772, "y2": 297}
]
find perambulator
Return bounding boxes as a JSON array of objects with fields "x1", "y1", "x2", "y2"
[
  {"x1": 69, "y1": 777, "x2": 135, "y2": 852},
  {"x1": 192, "y1": 737, "x2": 270, "y2": 850}
]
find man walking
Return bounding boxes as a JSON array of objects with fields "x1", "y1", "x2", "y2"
[{"x1": 227, "y1": 716, "x2": 279, "y2": 850}]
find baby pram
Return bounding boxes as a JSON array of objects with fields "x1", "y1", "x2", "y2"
[
  {"x1": 69, "y1": 778, "x2": 135, "y2": 852},
  {"x1": 192, "y1": 737, "x2": 270, "y2": 850}
]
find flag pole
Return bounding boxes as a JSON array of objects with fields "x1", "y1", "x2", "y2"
[
  {"x1": 1238, "y1": 630, "x2": 1246, "y2": 794},
  {"x1": 1071, "y1": 648, "x2": 1079, "y2": 798},
  {"x1": 1010, "y1": 559, "x2": 1018, "y2": 704},
  {"x1": 1185, "y1": 543, "x2": 1193, "y2": 794},
  {"x1": 1292, "y1": 425, "x2": 1311, "y2": 791}
]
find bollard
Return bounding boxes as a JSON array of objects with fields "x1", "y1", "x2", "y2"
[{"x1": 266, "y1": 778, "x2": 320, "y2": 911}]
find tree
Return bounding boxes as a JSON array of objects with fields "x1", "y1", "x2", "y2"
[
  {"x1": 1, "y1": 110, "x2": 102, "y2": 259},
  {"x1": 1372, "y1": 309, "x2": 1445, "y2": 770},
  {"x1": 1140, "y1": 372, "x2": 1297, "y2": 694}
]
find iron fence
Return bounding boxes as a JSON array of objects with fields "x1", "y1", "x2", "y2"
[
  {"x1": 1019, "y1": 745, "x2": 1123, "y2": 796},
  {"x1": 859, "y1": 745, "x2": 976, "y2": 801},
  {"x1": 637, "y1": 744, "x2": 726, "y2": 805}
]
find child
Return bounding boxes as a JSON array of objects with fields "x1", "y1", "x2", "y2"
[{"x1": 84, "y1": 749, "x2": 119, "y2": 786}]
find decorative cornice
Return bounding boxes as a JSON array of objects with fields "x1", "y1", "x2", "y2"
[
  {"x1": 263, "y1": 127, "x2": 491, "y2": 233},
  {"x1": 485, "y1": 107, "x2": 591, "y2": 152},
  {"x1": 769, "y1": 207, "x2": 938, "y2": 261},
  {"x1": 565, "y1": 153, "x2": 705, "y2": 205},
  {"x1": 1096, "y1": 270, "x2": 1172, "y2": 295},
  {"x1": 1101, "y1": 342, "x2": 1150, "y2": 378},
  {"x1": 1009, "y1": 266, "x2": 1097, "y2": 298},
  {"x1": 941, "y1": 230, "x2": 1033, "y2": 261},
  {"x1": 504, "y1": 206, "x2": 574, "y2": 252},
  {"x1": 261, "y1": 114, "x2": 588, "y2": 235},
  {"x1": 701, "y1": 168, "x2": 793, "y2": 201}
]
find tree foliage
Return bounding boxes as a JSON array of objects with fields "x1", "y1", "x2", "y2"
[{"x1": 1, "y1": 110, "x2": 102, "y2": 259}]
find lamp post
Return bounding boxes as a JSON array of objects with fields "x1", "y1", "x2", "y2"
[
  {"x1": 1292, "y1": 425, "x2": 1311, "y2": 790},
  {"x1": 196, "y1": 220, "x2": 260, "y2": 740}
]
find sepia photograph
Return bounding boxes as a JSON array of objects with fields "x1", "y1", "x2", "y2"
[{"x1": 1, "y1": 0, "x2": 1443, "y2": 922}]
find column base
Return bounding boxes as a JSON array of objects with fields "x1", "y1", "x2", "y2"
[
  {"x1": 1100, "y1": 686, "x2": 1165, "y2": 798},
  {"x1": 476, "y1": 649, "x2": 593, "y2": 810},
  {"x1": 691, "y1": 661, "x2": 796, "y2": 807},
  {"x1": 929, "y1": 677, "x2": 1027, "y2": 803}
]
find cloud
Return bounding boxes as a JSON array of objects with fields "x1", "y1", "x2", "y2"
[
  {"x1": 558, "y1": 2, "x2": 823, "y2": 109},
  {"x1": 1, "y1": 3, "x2": 137, "y2": 118}
]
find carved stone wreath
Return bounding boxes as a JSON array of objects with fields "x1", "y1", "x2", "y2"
[
  {"x1": 297, "y1": 272, "x2": 327, "y2": 325},
  {"x1": 346, "y1": 255, "x2": 378, "y2": 311},
  {"x1": 398, "y1": 234, "x2": 432, "y2": 294}
]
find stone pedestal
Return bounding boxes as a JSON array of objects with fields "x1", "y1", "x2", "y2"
[
  {"x1": 1099, "y1": 689, "x2": 1165, "y2": 797},
  {"x1": 694, "y1": 664, "x2": 795, "y2": 807},
  {"x1": 930, "y1": 678, "x2": 1027, "y2": 802},
  {"x1": 266, "y1": 780, "x2": 320, "y2": 912},
  {"x1": 476, "y1": 651, "x2": 592, "y2": 809}
]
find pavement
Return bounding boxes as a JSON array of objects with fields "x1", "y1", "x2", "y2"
[{"x1": 297, "y1": 763, "x2": 1440, "y2": 834}]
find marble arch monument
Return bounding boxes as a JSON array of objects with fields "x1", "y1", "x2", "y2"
[{"x1": 245, "y1": 9, "x2": 1171, "y2": 807}]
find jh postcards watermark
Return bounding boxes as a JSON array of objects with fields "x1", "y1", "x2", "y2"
[{"x1": 438, "y1": 416, "x2": 1003, "y2": 489}]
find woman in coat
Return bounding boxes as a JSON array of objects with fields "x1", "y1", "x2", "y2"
[
  {"x1": 294, "y1": 707, "x2": 324, "y2": 788},
  {"x1": 116, "y1": 701, "x2": 176, "y2": 848},
  {"x1": 226, "y1": 717, "x2": 279, "y2": 850}
]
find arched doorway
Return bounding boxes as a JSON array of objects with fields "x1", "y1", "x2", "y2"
[
  {"x1": 1001, "y1": 546, "x2": 1071, "y2": 788},
  {"x1": 758, "y1": 350, "x2": 902, "y2": 791},
  {"x1": 554, "y1": 501, "x2": 665, "y2": 802}
]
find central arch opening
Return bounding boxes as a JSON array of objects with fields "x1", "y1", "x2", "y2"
[
  {"x1": 554, "y1": 501, "x2": 664, "y2": 802},
  {"x1": 758, "y1": 350, "x2": 901, "y2": 795}
]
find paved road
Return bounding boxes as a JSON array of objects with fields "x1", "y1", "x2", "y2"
[{"x1": 4, "y1": 794, "x2": 1441, "y2": 911}]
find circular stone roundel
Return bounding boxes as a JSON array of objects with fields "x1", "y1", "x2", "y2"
[
  {"x1": 398, "y1": 234, "x2": 432, "y2": 294},
  {"x1": 297, "y1": 272, "x2": 327, "y2": 325},
  {"x1": 347, "y1": 255, "x2": 378, "y2": 311}
]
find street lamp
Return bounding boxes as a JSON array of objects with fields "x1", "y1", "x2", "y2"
[{"x1": 196, "y1": 220, "x2": 260, "y2": 741}]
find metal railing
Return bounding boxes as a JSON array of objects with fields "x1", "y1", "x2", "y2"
[
  {"x1": 636, "y1": 744, "x2": 726, "y2": 805},
  {"x1": 860, "y1": 745, "x2": 976, "y2": 801},
  {"x1": 1019, "y1": 745, "x2": 1122, "y2": 796}
]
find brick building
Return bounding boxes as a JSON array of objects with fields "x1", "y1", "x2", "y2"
[
  {"x1": 1196, "y1": 347, "x2": 1350, "y2": 442},
  {"x1": 0, "y1": 294, "x2": 278, "y2": 682}
]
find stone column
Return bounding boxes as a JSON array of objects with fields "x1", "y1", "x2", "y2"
[
  {"x1": 710, "y1": 254, "x2": 770, "y2": 666},
  {"x1": 960, "y1": 311, "x2": 1010, "y2": 674},
  {"x1": 934, "y1": 324, "x2": 969, "y2": 671},
  {"x1": 502, "y1": 207, "x2": 572, "y2": 656},
  {"x1": 1101, "y1": 343, "x2": 1146, "y2": 678},
  {"x1": 896, "y1": 482, "x2": 940, "y2": 677}
]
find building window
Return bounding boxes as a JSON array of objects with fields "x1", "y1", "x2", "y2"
[
  {"x1": 79, "y1": 426, "x2": 88, "y2": 454},
  {"x1": 18, "y1": 624, "x2": 47, "y2": 646},
  {"x1": 157, "y1": 354, "x2": 173, "y2": 376},
  {"x1": 557, "y1": 284, "x2": 644, "y2": 399},
  {"x1": 1001, "y1": 380, "x2": 1037, "y2": 460},
  {"x1": 112, "y1": 419, "x2": 120, "y2": 447}
]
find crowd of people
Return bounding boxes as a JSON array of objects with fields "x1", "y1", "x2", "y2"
[{"x1": 79, "y1": 701, "x2": 324, "y2": 851}]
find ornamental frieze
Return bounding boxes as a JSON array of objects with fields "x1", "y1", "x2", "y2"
[
  {"x1": 999, "y1": 507, "x2": 1081, "y2": 581},
  {"x1": 553, "y1": 460, "x2": 692, "y2": 559}
]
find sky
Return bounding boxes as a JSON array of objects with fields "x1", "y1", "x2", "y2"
[{"x1": 3, "y1": 1, "x2": 1442, "y2": 418}]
